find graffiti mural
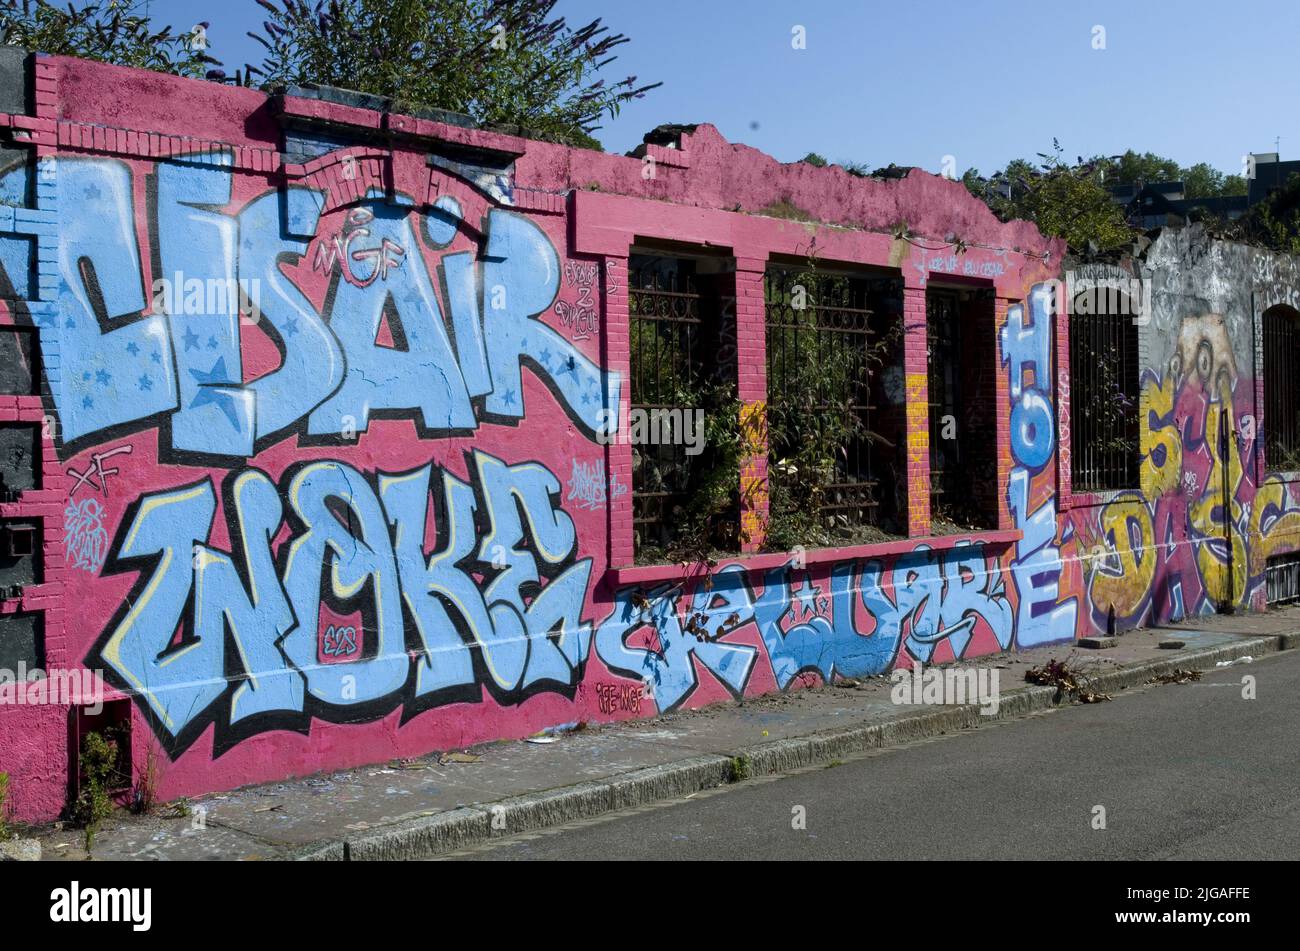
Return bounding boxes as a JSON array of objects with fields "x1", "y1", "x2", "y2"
[
  {"x1": 0, "y1": 135, "x2": 624, "y2": 780},
  {"x1": 16, "y1": 153, "x2": 617, "y2": 456},
  {"x1": 1072, "y1": 230, "x2": 1300, "y2": 629},
  {"x1": 594, "y1": 541, "x2": 1014, "y2": 712},
  {"x1": 90, "y1": 452, "x2": 594, "y2": 754},
  {"x1": 11, "y1": 55, "x2": 1300, "y2": 823},
  {"x1": 1004, "y1": 283, "x2": 1078, "y2": 645}
]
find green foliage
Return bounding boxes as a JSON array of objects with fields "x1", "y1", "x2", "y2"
[
  {"x1": 763, "y1": 266, "x2": 902, "y2": 550},
  {"x1": 968, "y1": 141, "x2": 1135, "y2": 253},
  {"x1": 968, "y1": 146, "x2": 1248, "y2": 251},
  {"x1": 799, "y1": 152, "x2": 827, "y2": 167},
  {"x1": 73, "y1": 729, "x2": 123, "y2": 853},
  {"x1": 1180, "y1": 162, "x2": 1247, "y2": 199},
  {"x1": 0, "y1": 0, "x2": 217, "y2": 77},
  {"x1": 1096, "y1": 150, "x2": 1180, "y2": 187},
  {"x1": 629, "y1": 309, "x2": 752, "y2": 564},
  {"x1": 728, "y1": 754, "x2": 752, "y2": 782},
  {"x1": 0, "y1": 771, "x2": 9, "y2": 839},
  {"x1": 247, "y1": 0, "x2": 659, "y2": 147},
  {"x1": 1240, "y1": 172, "x2": 1300, "y2": 254},
  {"x1": 1092, "y1": 150, "x2": 1247, "y2": 199},
  {"x1": 1193, "y1": 171, "x2": 1300, "y2": 255}
]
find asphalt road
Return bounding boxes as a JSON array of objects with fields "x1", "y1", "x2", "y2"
[{"x1": 446, "y1": 649, "x2": 1300, "y2": 860}]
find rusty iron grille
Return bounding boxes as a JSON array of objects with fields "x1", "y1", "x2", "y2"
[
  {"x1": 927, "y1": 290, "x2": 962, "y2": 507},
  {"x1": 627, "y1": 255, "x2": 710, "y2": 552},
  {"x1": 1265, "y1": 551, "x2": 1300, "y2": 605},
  {"x1": 764, "y1": 267, "x2": 880, "y2": 527},
  {"x1": 1264, "y1": 307, "x2": 1300, "y2": 470},
  {"x1": 1070, "y1": 305, "x2": 1140, "y2": 492}
]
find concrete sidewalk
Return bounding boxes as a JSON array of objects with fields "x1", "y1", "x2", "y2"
[{"x1": 29, "y1": 606, "x2": 1300, "y2": 861}]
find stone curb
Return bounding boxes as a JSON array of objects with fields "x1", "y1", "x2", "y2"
[{"x1": 299, "y1": 633, "x2": 1287, "y2": 861}]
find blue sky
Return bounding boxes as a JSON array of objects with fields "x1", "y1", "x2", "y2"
[{"x1": 154, "y1": 0, "x2": 1299, "y2": 178}]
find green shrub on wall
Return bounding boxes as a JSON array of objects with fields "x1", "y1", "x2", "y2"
[{"x1": 0, "y1": 0, "x2": 217, "y2": 77}]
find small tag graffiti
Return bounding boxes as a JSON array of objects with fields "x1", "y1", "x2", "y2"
[
  {"x1": 595, "y1": 681, "x2": 642, "y2": 715},
  {"x1": 64, "y1": 497, "x2": 108, "y2": 573},
  {"x1": 67, "y1": 444, "x2": 132, "y2": 497},
  {"x1": 566, "y1": 458, "x2": 626, "y2": 511},
  {"x1": 554, "y1": 262, "x2": 600, "y2": 340},
  {"x1": 313, "y1": 207, "x2": 406, "y2": 288},
  {"x1": 320, "y1": 624, "x2": 360, "y2": 662}
]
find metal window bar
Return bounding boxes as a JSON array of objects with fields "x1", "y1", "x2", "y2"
[
  {"x1": 927, "y1": 290, "x2": 962, "y2": 508},
  {"x1": 1264, "y1": 308, "x2": 1300, "y2": 470},
  {"x1": 628, "y1": 255, "x2": 708, "y2": 552},
  {"x1": 764, "y1": 267, "x2": 880, "y2": 528},
  {"x1": 1265, "y1": 552, "x2": 1300, "y2": 605},
  {"x1": 1070, "y1": 305, "x2": 1140, "y2": 492}
]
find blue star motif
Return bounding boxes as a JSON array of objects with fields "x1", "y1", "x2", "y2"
[
  {"x1": 82, "y1": 371, "x2": 91, "y2": 382},
  {"x1": 502, "y1": 388, "x2": 516, "y2": 406},
  {"x1": 207, "y1": 336, "x2": 219, "y2": 349},
  {"x1": 793, "y1": 577, "x2": 820, "y2": 613},
  {"x1": 188, "y1": 357, "x2": 242, "y2": 430},
  {"x1": 138, "y1": 374, "x2": 152, "y2": 391},
  {"x1": 151, "y1": 350, "x2": 162, "y2": 364},
  {"x1": 65, "y1": 317, "x2": 76, "y2": 329},
  {"x1": 81, "y1": 395, "x2": 93, "y2": 409},
  {"x1": 182, "y1": 327, "x2": 201, "y2": 351},
  {"x1": 539, "y1": 348, "x2": 552, "y2": 364},
  {"x1": 84, "y1": 184, "x2": 101, "y2": 200},
  {"x1": 283, "y1": 317, "x2": 299, "y2": 337},
  {"x1": 94, "y1": 369, "x2": 111, "y2": 385},
  {"x1": 126, "y1": 341, "x2": 140, "y2": 356}
]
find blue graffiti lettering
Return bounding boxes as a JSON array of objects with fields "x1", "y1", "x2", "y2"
[
  {"x1": 0, "y1": 155, "x2": 620, "y2": 455},
  {"x1": 89, "y1": 452, "x2": 594, "y2": 753},
  {"x1": 1002, "y1": 284, "x2": 1077, "y2": 645},
  {"x1": 595, "y1": 565, "x2": 757, "y2": 712}
]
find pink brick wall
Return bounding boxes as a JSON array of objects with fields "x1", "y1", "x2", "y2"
[{"x1": 0, "y1": 53, "x2": 1087, "y2": 823}]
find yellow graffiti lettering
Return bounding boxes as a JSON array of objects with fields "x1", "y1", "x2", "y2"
[
  {"x1": 1140, "y1": 375, "x2": 1182, "y2": 497},
  {"x1": 1090, "y1": 493, "x2": 1157, "y2": 622}
]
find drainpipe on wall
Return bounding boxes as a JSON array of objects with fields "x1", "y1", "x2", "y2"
[{"x1": 1220, "y1": 402, "x2": 1236, "y2": 614}]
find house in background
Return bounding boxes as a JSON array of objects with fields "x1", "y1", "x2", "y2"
[{"x1": 1110, "y1": 152, "x2": 1299, "y2": 228}]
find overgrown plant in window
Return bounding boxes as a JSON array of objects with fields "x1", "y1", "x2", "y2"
[
  {"x1": 764, "y1": 263, "x2": 904, "y2": 550},
  {"x1": 628, "y1": 255, "x2": 742, "y2": 564}
]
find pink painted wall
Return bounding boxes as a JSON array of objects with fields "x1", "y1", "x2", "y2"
[{"x1": 11, "y1": 50, "x2": 1265, "y2": 825}]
